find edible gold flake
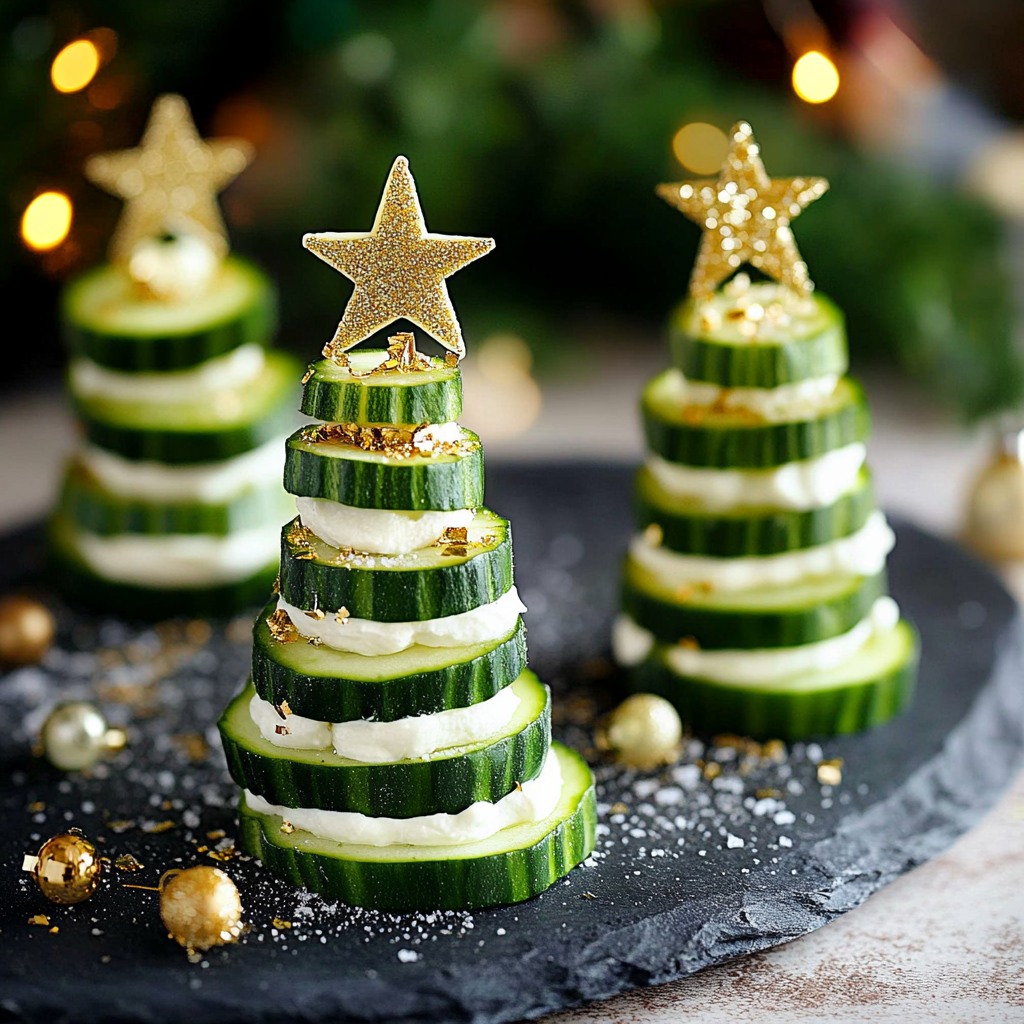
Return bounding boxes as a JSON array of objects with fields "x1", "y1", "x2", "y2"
[
  {"x1": 702, "y1": 761, "x2": 722, "y2": 780},
  {"x1": 677, "y1": 636, "x2": 700, "y2": 650},
  {"x1": 267, "y1": 609, "x2": 299, "y2": 644},
  {"x1": 287, "y1": 522, "x2": 317, "y2": 547},
  {"x1": 442, "y1": 526, "x2": 469, "y2": 544},
  {"x1": 27, "y1": 800, "x2": 45, "y2": 813},
  {"x1": 274, "y1": 700, "x2": 293, "y2": 719},
  {"x1": 580, "y1": 892, "x2": 597, "y2": 901},
  {"x1": 280, "y1": 821, "x2": 295, "y2": 835},
  {"x1": 761, "y1": 739, "x2": 787, "y2": 762},
  {"x1": 106, "y1": 820, "x2": 136, "y2": 833},
  {"x1": 302, "y1": 364, "x2": 315, "y2": 384},
  {"x1": 28, "y1": 914, "x2": 49, "y2": 927},
  {"x1": 85, "y1": 94, "x2": 252, "y2": 269},
  {"x1": 206, "y1": 830, "x2": 226, "y2": 841},
  {"x1": 305, "y1": 607, "x2": 326, "y2": 621},
  {"x1": 445, "y1": 352, "x2": 459, "y2": 368},
  {"x1": 143, "y1": 820, "x2": 176, "y2": 834},
  {"x1": 657, "y1": 121, "x2": 828, "y2": 299},
  {"x1": 49, "y1": 926, "x2": 59, "y2": 935},
  {"x1": 115, "y1": 854, "x2": 144, "y2": 872},
  {"x1": 441, "y1": 545, "x2": 468, "y2": 558},
  {"x1": 271, "y1": 575, "x2": 281, "y2": 596},
  {"x1": 817, "y1": 758, "x2": 844, "y2": 786},
  {"x1": 293, "y1": 549, "x2": 317, "y2": 561},
  {"x1": 303, "y1": 156, "x2": 494, "y2": 361},
  {"x1": 272, "y1": 918, "x2": 293, "y2": 930},
  {"x1": 609, "y1": 801, "x2": 629, "y2": 815},
  {"x1": 335, "y1": 607, "x2": 350, "y2": 624},
  {"x1": 643, "y1": 523, "x2": 663, "y2": 547},
  {"x1": 514, "y1": 780, "x2": 523, "y2": 792}
]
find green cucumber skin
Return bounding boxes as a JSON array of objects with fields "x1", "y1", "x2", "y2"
[
  {"x1": 48, "y1": 516, "x2": 276, "y2": 619},
  {"x1": 622, "y1": 564, "x2": 887, "y2": 649},
  {"x1": 218, "y1": 677, "x2": 552, "y2": 817},
  {"x1": 283, "y1": 431, "x2": 485, "y2": 511},
  {"x1": 668, "y1": 296, "x2": 848, "y2": 388},
  {"x1": 57, "y1": 463, "x2": 291, "y2": 537},
  {"x1": 236, "y1": 751, "x2": 596, "y2": 911},
  {"x1": 630, "y1": 622, "x2": 919, "y2": 740},
  {"x1": 251, "y1": 607, "x2": 529, "y2": 722},
  {"x1": 635, "y1": 466, "x2": 876, "y2": 557},
  {"x1": 62, "y1": 258, "x2": 278, "y2": 372},
  {"x1": 278, "y1": 515, "x2": 513, "y2": 621},
  {"x1": 642, "y1": 377, "x2": 871, "y2": 470},
  {"x1": 301, "y1": 358, "x2": 463, "y2": 426}
]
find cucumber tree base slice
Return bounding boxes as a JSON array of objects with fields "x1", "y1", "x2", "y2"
[
  {"x1": 668, "y1": 286, "x2": 848, "y2": 388},
  {"x1": 301, "y1": 351, "x2": 463, "y2": 426},
  {"x1": 622, "y1": 553, "x2": 886, "y2": 649},
  {"x1": 237, "y1": 742, "x2": 596, "y2": 910},
  {"x1": 62, "y1": 257, "x2": 277, "y2": 372},
  {"x1": 284, "y1": 426, "x2": 484, "y2": 510},
  {"x1": 280, "y1": 509, "x2": 512, "y2": 620},
  {"x1": 74, "y1": 350, "x2": 301, "y2": 464},
  {"x1": 57, "y1": 460, "x2": 293, "y2": 537},
  {"x1": 630, "y1": 619, "x2": 918, "y2": 740},
  {"x1": 635, "y1": 465, "x2": 875, "y2": 557},
  {"x1": 642, "y1": 373, "x2": 870, "y2": 470},
  {"x1": 48, "y1": 515, "x2": 277, "y2": 619},
  {"x1": 219, "y1": 672, "x2": 551, "y2": 817},
  {"x1": 251, "y1": 603, "x2": 528, "y2": 722}
]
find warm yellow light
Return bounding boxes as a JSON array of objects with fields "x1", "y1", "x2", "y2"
[
  {"x1": 672, "y1": 122, "x2": 729, "y2": 174},
  {"x1": 51, "y1": 39, "x2": 100, "y2": 93},
  {"x1": 792, "y1": 51, "x2": 840, "y2": 104},
  {"x1": 21, "y1": 192, "x2": 73, "y2": 251}
]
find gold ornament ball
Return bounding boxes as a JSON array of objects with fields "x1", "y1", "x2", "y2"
[
  {"x1": 25, "y1": 829, "x2": 102, "y2": 905},
  {"x1": 41, "y1": 701, "x2": 125, "y2": 771},
  {"x1": 160, "y1": 866, "x2": 244, "y2": 952},
  {"x1": 597, "y1": 693, "x2": 683, "y2": 769},
  {"x1": 0, "y1": 595, "x2": 55, "y2": 667}
]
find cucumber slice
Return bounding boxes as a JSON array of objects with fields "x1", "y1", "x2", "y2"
[
  {"x1": 279, "y1": 509, "x2": 512, "y2": 621},
  {"x1": 48, "y1": 514, "x2": 276, "y2": 618},
  {"x1": 252, "y1": 603, "x2": 527, "y2": 722},
  {"x1": 622, "y1": 553, "x2": 886, "y2": 649},
  {"x1": 642, "y1": 373, "x2": 870, "y2": 470},
  {"x1": 635, "y1": 464, "x2": 876, "y2": 557},
  {"x1": 301, "y1": 351, "x2": 463, "y2": 426},
  {"x1": 631, "y1": 619, "x2": 918, "y2": 740},
  {"x1": 74, "y1": 350, "x2": 300, "y2": 464},
  {"x1": 669, "y1": 288, "x2": 848, "y2": 388},
  {"x1": 283, "y1": 427, "x2": 484, "y2": 511},
  {"x1": 237, "y1": 743, "x2": 596, "y2": 910},
  {"x1": 62, "y1": 257, "x2": 277, "y2": 372},
  {"x1": 56, "y1": 460, "x2": 292, "y2": 537},
  {"x1": 218, "y1": 672, "x2": 551, "y2": 817}
]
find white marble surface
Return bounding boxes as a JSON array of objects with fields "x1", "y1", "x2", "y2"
[{"x1": 1, "y1": 356, "x2": 1022, "y2": 1024}]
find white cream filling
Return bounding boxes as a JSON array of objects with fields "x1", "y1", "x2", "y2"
[
  {"x1": 70, "y1": 524, "x2": 278, "y2": 587},
  {"x1": 128, "y1": 234, "x2": 220, "y2": 300},
  {"x1": 660, "y1": 367, "x2": 840, "y2": 421},
  {"x1": 630, "y1": 511, "x2": 894, "y2": 593},
  {"x1": 295, "y1": 497, "x2": 475, "y2": 556},
  {"x1": 613, "y1": 597, "x2": 900, "y2": 684},
  {"x1": 243, "y1": 750, "x2": 563, "y2": 848},
  {"x1": 278, "y1": 586, "x2": 526, "y2": 657},
  {"x1": 78, "y1": 438, "x2": 284, "y2": 503},
  {"x1": 646, "y1": 443, "x2": 867, "y2": 512},
  {"x1": 70, "y1": 344, "x2": 267, "y2": 405},
  {"x1": 249, "y1": 684, "x2": 522, "y2": 763}
]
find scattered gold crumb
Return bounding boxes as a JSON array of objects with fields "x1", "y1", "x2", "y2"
[
  {"x1": 206, "y1": 829, "x2": 226, "y2": 841},
  {"x1": 27, "y1": 801, "x2": 45, "y2": 813},
  {"x1": 114, "y1": 854, "x2": 144, "y2": 872},
  {"x1": 271, "y1": 575, "x2": 281, "y2": 596},
  {"x1": 106, "y1": 820, "x2": 136, "y2": 833},
  {"x1": 609, "y1": 802, "x2": 628, "y2": 815},
  {"x1": 335, "y1": 607, "x2": 350, "y2": 624},
  {"x1": 444, "y1": 352, "x2": 459, "y2": 368},
  {"x1": 442, "y1": 526, "x2": 468, "y2": 544},
  {"x1": 142, "y1": 820, "x2": 175, "y2": 835},
  {"x1": 49, "y1": 926, "x2": 59, "y2": 935},
  {"x1": 27, "y1": 915, "x2": 49, "y2": 927},
  {"x1": 701, "y1": 761, "x2": 722, "y2": 780},
  {"x1": 305, "y1": 607, "x2": 326, "y2": 621},
  {"x1": 280, "y1": 821, "x2": 295, "y2": 835},
  {"x1": 272, "y1": 918, "x2": 293, "y2": 930},
  {"x1": 274, "y1": 701, "x2": 293, "y2": 719},
  {"x1": 579, "y1": 891, "x2": 597, "y2": 901},
  {"x1": 441, "y1": 545, "x2": 468, "y2": 557},
  {"x1": 817, "y1": 759, "x2": 844, "y2": 786},
  {"x1": 301, "y1": 364, "x2": 315, "y2": 384},
  {"x1": 267, "y1": 609, "x2": 300, "y2": 644}
]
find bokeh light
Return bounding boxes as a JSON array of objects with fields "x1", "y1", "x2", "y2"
[
  {"x1": 672, "y1": 122, "x2": 729, "y2": 174},
  {"x1": 21, "y1": 192, "x2": 73, "y2": 251},
  {"x1": 50, "y1": 39, "x2": 100, "y2": 93},
  {"x1": 792, "y1": 51, "x2": 840, "y2": 104}
]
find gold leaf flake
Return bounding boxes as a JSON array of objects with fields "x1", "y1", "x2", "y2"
[
  {"x1": 280, "y1": 821, "x2": 295, "y2": 835},
  {"x1": 335, "y1": 607, "x2": 350, "y2": 624},
  {"x1": 441, "y1": 545, "x2": 468, "y2": 558},
  {"x1": 115, "y1": 853, "x2": 144, "y2": 872},
  {"x1": 272, "y1": 918, "x2": 293, "y2": 930},
  {"x1": 442, "y1": 526, "x2": 469, "y2": 544},
  {"x1": 274, "y1": 700, "x2": 293, "y2": 720},
  {"x1": 301, "y1": 364, "x2": 315, "y2": 384},
  {"x1": 267, "y1": 609, "x2": 300, "y2": 644},
  {"x1": 28, "y1": 914, "x2": 49, "y2": 927}
]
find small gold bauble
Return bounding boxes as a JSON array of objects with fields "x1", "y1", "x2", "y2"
[
  {"x1": 0, "y1": 595, "x2": 55, "y2": 667},
  {"x1": 963, "y1": 427, "x2": 1024, "y2": 561},
  {"x1": 596, "y1": 693, "x2": 683, "y2": 769},
  {"x1": 160, "y1": 866, "x2": 243, "y2": 952},
  {"x1": 22, "y1": 829, "x2": 102, "y2": 904},
  {"x1": 40, "y1": 701, "x2": 127, "y2": 771}
]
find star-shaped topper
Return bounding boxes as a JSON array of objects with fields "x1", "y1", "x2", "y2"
[
  {"x1": 303, "y1": 156, "x2": 494, "y2": 362},
  {"x1": 657, "y1": 121, "x2": 828, "y2": 299},
  {"x1": 85, "y1": 93, "x2": 253, "y2": 266}
]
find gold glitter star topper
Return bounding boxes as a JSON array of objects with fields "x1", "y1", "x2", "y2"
[
  {"x1": 303, "y1": 156, "x2": 494, "y2": 362},
  {"x1": 657, "y1": 121, "x2": 828, "y2": 299},
  {"x1": 85, "y1": 94, "x2": 253, "y2": 266}
]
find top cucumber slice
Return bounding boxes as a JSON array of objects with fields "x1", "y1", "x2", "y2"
[
  {"x1": 669, "y1": 286, "x2": 848, "y2": 388},
  {"x1": 301, "y1": 351, "x2": 463, "y2": 427},
  {"x1": 62, "y1": 257, "x2": 277, "y2": 372}
]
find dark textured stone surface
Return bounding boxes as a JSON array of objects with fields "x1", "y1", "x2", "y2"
[{"x1": 0, "y1": 463, "x2": 1021, "y2": 1024}]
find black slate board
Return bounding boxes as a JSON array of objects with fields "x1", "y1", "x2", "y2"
[{"x1": 1, "y1": 462, "x2": 1022, "y2": 1024}]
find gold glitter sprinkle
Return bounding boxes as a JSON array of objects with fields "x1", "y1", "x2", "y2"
[
  {"x1": 442, "y1": 526, "x2": 469, "y2": 544},
  {"x1": 280, "y1": 821, "x2": 295, "y2": 835},
  {"x1": 303, "y1": 156, "x2": 494, "y2": 361},
  {"x1": 274, "y1": 701, "x2": 293, "y2": 720},
  {"x1": 28, "y1": 914, "x2": 49, "y2": 927},
  {"x1": 643, "y1": 523, "x2": 663, "y2": 547},
  {"x1": 143, "y1": 820, "x2": 176, "y2": 834},
  {"x1": 335, "y1": 607, "x2": 350, "y2": 624},
  {"x1": 115, "y1": 854, "x2": 144, "y2": 872},
  {"x1": 817, "y1": 758, "x2": 844, "y2": 786},
  {"x1": 267, "y1": 609, "x2": 300, "y2": 644},
  {"x1": 272, "y1": 918, "x2": 293, "y2": 930},
  {"x1": 656, "y1": 121, "x2": 828, "y2": 299},
  {"x1": 84, "y1": 94, "x2": 252, "y2": 270},
  {"x1": 445, "y1": 352, "x2": 459, "y2": 368},
  {"x1": 287, "y1": 521, "x2": 317, "y2": 547}
]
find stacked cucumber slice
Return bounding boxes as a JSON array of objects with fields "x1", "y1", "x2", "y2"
[
  {"x1": 219, "y1": 349, "x2": 596, "y2": 910},
  {"x1": 616, "y1": 282, "x2": 919, "y2": 739},
  {"x1": 50, "y1": 257, "x2": 300, "y2": 616}
]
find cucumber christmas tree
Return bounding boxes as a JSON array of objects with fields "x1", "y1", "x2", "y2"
[
  {"x1": 219, "y1": 156, "x2": 596, "y2": 910},
  {"x1": 614, "y1": 122, "x2": 918, "y2": 740},
  {"x1": 51, "y1": 94, "x2": 298, "y2": 616}
]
